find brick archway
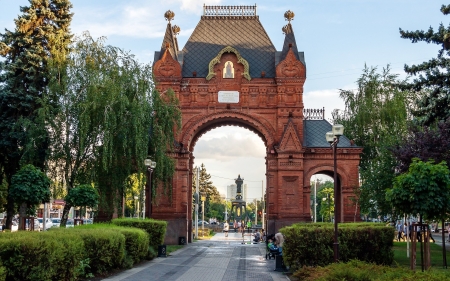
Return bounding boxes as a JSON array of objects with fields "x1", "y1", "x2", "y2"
[
  {"x1": 151, "y1": 6, "x2": 363, "y2": 244},
  {"x1": 182, "y1": 111, "x2": 275, "y2": 152}
]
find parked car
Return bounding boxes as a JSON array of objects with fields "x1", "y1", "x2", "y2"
[
  {"x1": 38, "y1": 218, "x2": 53, "y2": 230},
  {"x1": 51, "y1": 218, "x2": 61, "y2": 228},
  {"x1": 66, "y1": 219, "x2": 74, "y2": 228},
  {"x1": 197, "y1": 220, "x2": 209, "y2": 226}
]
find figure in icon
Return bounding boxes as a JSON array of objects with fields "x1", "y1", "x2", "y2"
[{"x1": 223, "y1": 61, "x2": 234, "y2": 78}]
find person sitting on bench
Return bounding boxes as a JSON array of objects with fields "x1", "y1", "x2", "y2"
[{"x1": 253, "y1": 230, "x2": 261, "y2": 242}]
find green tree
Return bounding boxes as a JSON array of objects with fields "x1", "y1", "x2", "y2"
[
  {"x1": 64, "y1": 184, "x2": 99, "y2": 221},
  {"x1": 387, "y1": 159, "x2": 450, "y2": 221},
  {"x1": 387, "y1": 158, "x2": 450, "y2": 270},
  {"x1": 317, "y1": 182, "x2": 334, "y2": 222},
  {"x1": 0, "y1": 0, "x2": 72, "y2": 229},
  {"x1": 44, "y1": 33, "x2": 180, "y2": 225},
  {"x1": 193, "y1": 164, "x2": 221, "y2": 217},
  {"x1": 9, "y1": 165, "x2": 51, "y2": 228},
  {"x1": 332, "y1": 65, "x2": 413, "y2": 218},
  {"x1": 400, "y1": 4, "x2": 450, "y2": 125}
]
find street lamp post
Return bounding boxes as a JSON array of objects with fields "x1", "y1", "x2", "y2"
[
  {"x1": 325, "y1": 124, "x2": 344, "y2": 263},
  {"x1": 144, "y1": 158, "x2": 156, "y2": 219},
  {"x1": 201, "y1": 192, "x2": 206, "y2": 237}
]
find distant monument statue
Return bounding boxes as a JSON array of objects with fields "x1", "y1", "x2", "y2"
[{"x1": 231, "y1": 174, "x2": 246, "y2": 223}]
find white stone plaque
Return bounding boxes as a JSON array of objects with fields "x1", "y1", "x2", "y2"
[{"x1": 218, "y1": 91, "x2": 239, "y2": 103}]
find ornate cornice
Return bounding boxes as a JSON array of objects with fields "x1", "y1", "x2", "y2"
[{"x1": 206, "y1": 46, "x2": 251, "y2": 81}]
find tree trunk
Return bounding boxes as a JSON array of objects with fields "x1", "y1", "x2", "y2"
[
  {"x1": 18, "y1": 203, "x2": 27, "y2": 230},
  {"x1": 5, "y1": 196, "x2": 15, "y2": 230},
  {"x1": 60, "y1": 204, "x2": 72, "y2": 227},
  {"x1": 443, "y1": 219, "x2": 447, "y2": 268}
]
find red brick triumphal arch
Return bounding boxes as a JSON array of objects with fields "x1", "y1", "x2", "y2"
[{"x1": 151, "y1": 6, "x2": 363, "y2": 244}]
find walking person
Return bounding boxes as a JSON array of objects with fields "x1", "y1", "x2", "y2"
[
  {"x1": 247, "y1": 220, "x2": 252, "y2": 233},
  {"x1": 223, "y1": 221, "x2": 229, "y2": 237},
  {"x1": 237, "y1": 221, "x2": 242, "y2": 233},
  {"x1": 233, "y1": 220, "x2": 237, "y2": 233},
  {"x1": 447, "y1": 224, "x2": 450, "y2": 242},
  {"x1": 396, "y1": 221, "x2": 404, "y2": 241}
]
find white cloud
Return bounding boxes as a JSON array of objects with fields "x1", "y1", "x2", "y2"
[{"x1": 177, "y1": 0, "x2": 223, "y2": 14}]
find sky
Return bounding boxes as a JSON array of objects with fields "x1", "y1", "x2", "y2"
[{"x1": 0, "y1": 0, "x2": 446, "y2": 200}]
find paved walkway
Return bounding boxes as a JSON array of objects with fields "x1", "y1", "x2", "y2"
[{"x1": 102, "y1": 232, "x2": 289, "y2": 281}]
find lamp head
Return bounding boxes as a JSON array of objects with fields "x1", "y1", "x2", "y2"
[
  {"x1": 332, "y1": 124, "x2": 344, "y2": 137},
  {"x1": 325, "y1": 131, "x2": 334, "y2": 143},
  {"x1": 145, "y1": 159, "x2": 157, "y2": 168}
]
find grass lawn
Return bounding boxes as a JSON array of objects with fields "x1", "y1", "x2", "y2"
[
  {"x1": 166, "y1": 245, "x2": 184, "y2": 255},
  {"x1": 393, "y1": 241, "x2": 450, "y2": 270}
]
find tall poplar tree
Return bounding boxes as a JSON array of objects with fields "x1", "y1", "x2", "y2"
[
  {"x1": 400, "y1": 4, "x2": 450, "y2": 125},
  {"x1": 0, "y1": 0, "x2": 72, "y2": 228},
  {"x1": 333, "y1": 65, "x2": 414, "y2": 218}
]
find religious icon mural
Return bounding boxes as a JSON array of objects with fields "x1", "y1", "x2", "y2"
[{"x1": 223, "y1": 61, "x2": 234, "y2": 78}]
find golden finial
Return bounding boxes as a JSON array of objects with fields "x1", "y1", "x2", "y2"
[
  {"x1": 284, "y1": 10, "x2": 295, "y2": 23},
  {"x1": 282, "y1": 25, "x2": 288, "y2": 35},
  {"x1": 172, "y1": 25, "x2": 180, "y2": 35},
  {"x1": 164, "y1": 10, "x2": 175, "y2": 22}
]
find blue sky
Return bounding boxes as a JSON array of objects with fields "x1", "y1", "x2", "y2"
[{"x1": 1, "y1": 0, "x2": 446, "y2": 200}]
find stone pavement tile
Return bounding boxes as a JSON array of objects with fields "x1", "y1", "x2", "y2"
[{"x1": 101, "y1": 235, "x2": 289, "y2": 281}]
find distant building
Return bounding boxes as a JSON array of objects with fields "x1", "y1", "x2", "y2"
[
  {"x1": 227, "y1": 183, "x2": 248, "y2": 201},
  {"x1": 227, "y1": 184, "x2": 237, "y2": 200}
]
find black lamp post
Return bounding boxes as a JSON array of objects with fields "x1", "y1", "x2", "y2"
[
  {"x1": 144, "y1": 158, "x2": 156, "y2": 219},
  {"x1": 325, "y1": 124, "x2": 344, "y2": 263}
]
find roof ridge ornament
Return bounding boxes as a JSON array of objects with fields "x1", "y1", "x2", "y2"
[
  {"x1": 284, "y1": 10, "x2": 295, "y2": 23},
  {"x1": 164, "y1": 10, "x2": 175, "y2": 22},
  {"x1": 172, "y1": 25, "x2": 180, "y2": 35}
]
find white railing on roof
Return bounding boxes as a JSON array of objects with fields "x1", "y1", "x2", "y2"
[
  {"x1": 303, "y1": 108, "x2": 325, "y2": 120},
  {"x1": 203, "y1": 5, "x2": 257, "y2": 16}
]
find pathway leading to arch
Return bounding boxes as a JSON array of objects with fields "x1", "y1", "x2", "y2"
[{"x1": 102, "y1": 232, "x2": 289, "y2": 281}]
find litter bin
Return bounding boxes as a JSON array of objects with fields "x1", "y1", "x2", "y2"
[
  {"x1": 158, "y1": 245, "x2": 167, "y2": 257},
  {"x1": 275, "y1": 255, "x2": 286, "y2": 271},
  {"x1": 179, "y1": 236, "x2": 186, "y2": 245}
]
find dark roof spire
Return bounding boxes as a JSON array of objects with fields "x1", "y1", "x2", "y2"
[
  {"x1": 159, "y1": 10, "x2": 179, "y2": 60},
  {"x1": 280, "y1": 10, "x2": 299, "y2": 61}
]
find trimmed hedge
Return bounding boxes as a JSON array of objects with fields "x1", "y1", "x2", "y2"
[
  {"x1": 0, "y1": 223, "x2": 152, "y2": 280},
  {"x1": 293, "y1": 259, "x2": 450, "y2": 281},
  {"x1": 0, "y1": 231, "x2": 84, "y2": 281},
  {"x1": 281, "y1": 223, "x2": 394, "y2": 270},
  {"x1": 77, "y1": 224, "x2": 149, "y2": 265},
  {"x1": 111, "y1": 218, "x2": 167, "y2": 251}
]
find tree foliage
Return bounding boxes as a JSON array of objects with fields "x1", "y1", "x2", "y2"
[
  {"x1": 332, "y1": 65, "x2": 413, "y2": 217},
  {"x1": 192, "y1": 164, "x2": 221, "y2": 217},
  {"x1": 9, "y1": 164, "x2": 51, "y2": 215},
  {"x1": 0, "y1": 0, "x2": 72, "y2": 227},
  {"x1": 391, "y1": 118, "x2": 450, "y2": 173},
  {"x1": 387, "y1": 159, "x2": 450, "y2": 220},
  {"x1": 64, "y1": 184, "x2": 99, "y2": 209},
  {"x1": 400, "y1": 4, "x2": 450, "y2": 125},
  {"x1": 45, "y1": 32, "x2": 181, "y2": 223}
]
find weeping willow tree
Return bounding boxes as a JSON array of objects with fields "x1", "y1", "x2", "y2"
[
  {"x1": 332, "y1": 65, "x2": 415, "y2": 218},
  {"x1": 45, "y1": 32, "x2": 181, "y2": 225}
]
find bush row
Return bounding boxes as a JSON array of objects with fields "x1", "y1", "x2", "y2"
[
  {"x1": 0, "y1": 220, "x2": 166, "y2": 281},
  {"x1": 111, "y1": 218, "x2": 167, "y2": 252},
  {"x1": 293, "y1": 259, "x2": 450, "y2": 281},
  {"x1": 280, "y1": 222, "x2": 394, "y2": 270}
]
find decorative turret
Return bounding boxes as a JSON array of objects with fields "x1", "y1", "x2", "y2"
[{"x1": 280, "y1": 10, "x2": 300, "y2": 62}]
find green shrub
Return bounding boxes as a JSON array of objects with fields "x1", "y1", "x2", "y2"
[
  {"x1": 281, "y1": 223, "x2": 394, "y2": 270},
  {"x1": 0, "y1": 231, "x2": 84, "y2": 281},
  {"x1": 77, "y1": 223, "x2": 149, "y2": 265},
  {"x1": 293, "y1": 259, "x2": 450, "y2": 281},
  {"x1": 112, "y1": 218, "x2": 167, "y2": 252},
  {"x1": 70, "y1": 228, "x2": 125, "y2": 274}
]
